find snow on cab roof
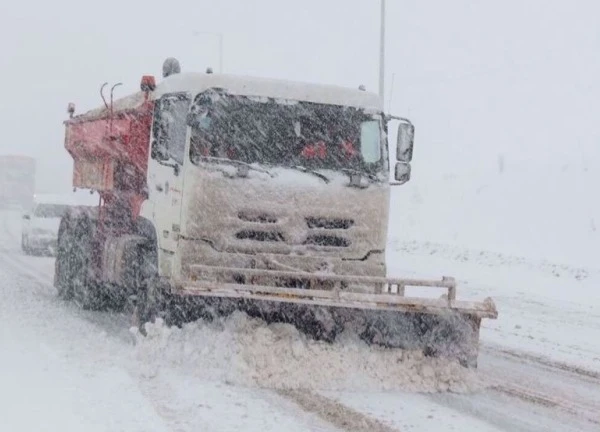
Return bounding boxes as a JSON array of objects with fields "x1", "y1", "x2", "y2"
[
  {"x1": 72, "y1": 72, "x2": 383, "y2": 122},
  {"x1": 155, "y1": 72, "x2": 383, "y2": 111}
]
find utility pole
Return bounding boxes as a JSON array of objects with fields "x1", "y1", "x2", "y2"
[
  {"x1": 218, "y1": 33, "x2": 223, "y2": 73},
  {"x1": 193, "y1": 31, "x2": 224, "y2": 73},
  {"x1": 379, "y1": 0, "x2": 386, "y2": 100}
]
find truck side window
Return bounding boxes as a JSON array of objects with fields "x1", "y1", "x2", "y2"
[
  {"x1": 360, "y1": 120, "x2": 382, "y2": 164},
  {"x1": 153, "y1": 93, "x2": 190, "y2": 165}
]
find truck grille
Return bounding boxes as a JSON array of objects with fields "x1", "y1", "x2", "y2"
[
  {"x1": 231, "y1": 213, "x2": 353, "y2": 249},
  {"x1": 236, "y1": 230, "x2": 285, "y2": 242},
  {"x1": 306, "y1": 217, "x2": 354, "y2": 229},
  {"x1": 304, "y1": 234, "x2": 350, "y2": 247},
  {"x1": 238, "y1": 211, "x2": 278, "y2": 224}
]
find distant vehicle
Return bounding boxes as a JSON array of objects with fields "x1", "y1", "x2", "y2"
[
  {"x1": 22, "y1": 192, "x2": 98, "y2": 255},
  {"x1": 0, "y1": 155, "x2": 36, "y2": 211}
]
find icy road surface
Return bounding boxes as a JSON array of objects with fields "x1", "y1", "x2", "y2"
[{"x1": 1, "y1": 209, "x2": 599, "y2": 432}]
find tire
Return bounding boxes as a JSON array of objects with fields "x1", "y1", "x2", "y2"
[
  {"x1": 55, "y1": 217, "x2": 74, "y2": 299},
  {"x1": 69, "y1": 216, "x2": 104, "y2": 310},
  {"x1": 133, "y1": 241, "x2": 165, "y2": 333}
]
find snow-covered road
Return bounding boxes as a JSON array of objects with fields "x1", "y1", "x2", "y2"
[{"x1": 1, "y1": 210, "x2": 598, "y2": 431}]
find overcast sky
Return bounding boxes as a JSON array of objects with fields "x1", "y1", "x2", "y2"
[{"x1": 0, "y1": 0, "x2": 598, "y2": 192}]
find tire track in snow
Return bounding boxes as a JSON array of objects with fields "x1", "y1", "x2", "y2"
[
  {"x1": 488, "y1": 380, "x2": 600, "y2": 426},
  {"x1": 277, "y1": 389, "x2": 399, "y2": 432},
  {"x1": 482, "y1": 344, "x2": 600, "y2": 381},
  {"x1": 0, "y1": 211, "x2": 138, "y2": 343},
  {"x1": 5, "y1": 212, "x2": 599, "y2": 431},
  {"x1": 481, "y1": 344, "x2": 600, "y2": 427},
  {"x1": 0, "y1": 212, "x2": 396, "y2": 432},
  {"x1": 0, "y1": 250, "x2": 136, "y2": 344},
  {"x1": 0, "y1": 247, "x2": 54, "y2": 286}
]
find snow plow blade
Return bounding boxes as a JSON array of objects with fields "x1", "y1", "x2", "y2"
[{"x1": 172, "y1": 265, "x2": 498, "y2": 368}]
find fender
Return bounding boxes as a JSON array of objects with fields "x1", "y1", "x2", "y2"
[
  {"x1": 99, "y1": 217, "x2": 159, "y2": 287},
  {"x1": 139, "y1": 196, "x2": 168, "y2": 250},
  {"x1": 138, "y1": 199, "x2": 156, "y2": 236},
  {"x1": 101, "y1": 235, "x2": 146, "y2": 286},
  {"x1": 135, "y1": 216, "x2": 158, "y2": 245}
]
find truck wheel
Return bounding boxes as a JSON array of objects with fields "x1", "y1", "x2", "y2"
[
  {"x1": 70, "y1": 216, "x2": 104, "y2": 310},
  {"x1": 55, "y1": 217, "x2": 74, "y2": 300},
  {"x1": 134, "y1": 241, "x2": 165, "y2": 334}
]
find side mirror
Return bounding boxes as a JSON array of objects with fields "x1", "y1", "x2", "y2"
[
  {"x1": 396, "y1": 122, "x2": 414, "y2": 162},
  {"x1": 394, "y1": 162, "x2": 411, "y2": 185},
  {"x1": 23, "y1": 214, "x2": 30, "y2": 220}
]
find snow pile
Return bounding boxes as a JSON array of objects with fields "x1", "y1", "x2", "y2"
[
  {"x1": 391, "y1": 163, "x2": 600, "y2": 267},
  {"x1": 391, "y1": 239, "x2": 596, "y2": 282},
  {"x1": 131, "y1": 312, "x2": 482, "y2": 393}
]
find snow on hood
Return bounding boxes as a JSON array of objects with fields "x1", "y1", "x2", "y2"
[
  {"x1": 181, "y1": 163, "x2": 390, "y2": 259},
  {"x1": 189, "y1": 162, "x2": 387, "y2": 190}
]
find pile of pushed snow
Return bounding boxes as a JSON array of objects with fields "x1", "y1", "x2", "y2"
[
  {"x1": 131, "y1": 312, "x2": 482, "y2": 393},
  {"x1": 391, "y1": 163, "x2": 600, "y2": 268}
]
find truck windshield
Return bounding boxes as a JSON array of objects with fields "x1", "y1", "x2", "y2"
[{"x1": 188, "y1": 91, "x2": 384, "y2": 174}]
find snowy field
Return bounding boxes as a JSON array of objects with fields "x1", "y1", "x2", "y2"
[{"x1": 1, "y1": 168, "x2": 599, "y2": 432}]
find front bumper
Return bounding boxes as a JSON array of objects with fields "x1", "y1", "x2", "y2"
[
  {"x1": 177, "y1": 239, "x2": 386, "y2": 290},
  {"x1": 174, "y1": 264, "x2": 498, "y2": 319},
  {"x1": 166, "y1": 240, "x2": 498, "y2": 320}
]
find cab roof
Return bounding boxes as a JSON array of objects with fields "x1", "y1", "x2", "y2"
[
  {"x1": 155, "y1": 72, "x2": 383, "y2": 112},
  {"x1": 72, "y1": 72, "x2": 383, "y2": 123}
]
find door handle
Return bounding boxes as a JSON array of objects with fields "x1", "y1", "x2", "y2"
[{"x1": 156, "y1": 184, "x2": 164, "y2": 192}]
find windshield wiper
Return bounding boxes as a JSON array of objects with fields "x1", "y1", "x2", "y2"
[
  {"x1": 341, "y1": 168, "x2": 382, "y2": 183},
  {"x1": 289, "y1": 165, "x2": 330, "y2": 183},
  {"x1": 196, "y1": 156, "x2": 276, "y2": 178}
]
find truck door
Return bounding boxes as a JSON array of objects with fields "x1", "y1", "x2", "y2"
[{"x1": 147, "y1": 92, "x2": 191, "y2": 253}]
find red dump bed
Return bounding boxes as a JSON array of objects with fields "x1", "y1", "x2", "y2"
[{"x1": 64, "y1": 92, "x2": 154, "y2": 193}]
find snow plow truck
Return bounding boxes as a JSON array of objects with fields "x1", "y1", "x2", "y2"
[{"x1": 54, "y1": 58, "x2": 497, "y2": 367}]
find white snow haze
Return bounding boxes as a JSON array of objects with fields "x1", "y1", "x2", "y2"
[
  {"x1": 1, "y1": 0, "x2": 598, "y2": 261},
  {"x1": 1, "y1": 1, "x2": 599, "y2": 431}
]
